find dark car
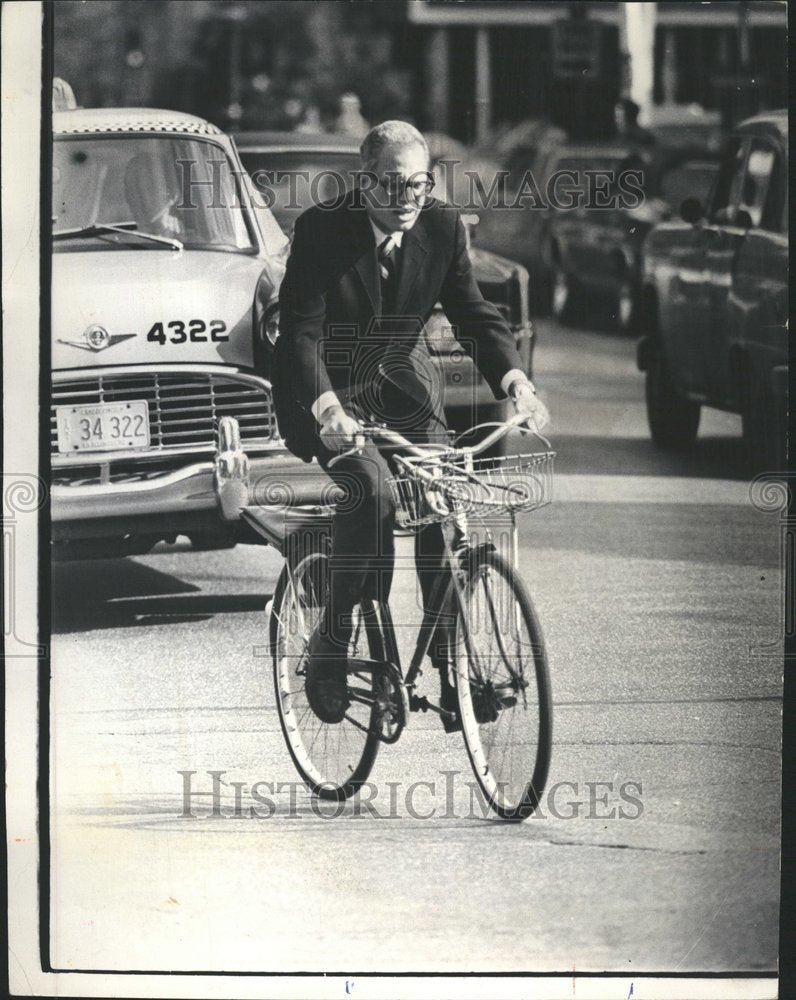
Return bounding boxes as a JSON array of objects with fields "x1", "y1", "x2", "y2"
[
  {"x1": 475, "y1": 139, "x2": 641, "y2": 313},
  {"x1": 636, "y1": 111, "x2": 788, "y2": 468},
  {"x1": 547, "y1": 158, "x2": 719, "y2": 332},
  {"x1": 234, "y1": 131, "x2": 535, "y2": 453}
]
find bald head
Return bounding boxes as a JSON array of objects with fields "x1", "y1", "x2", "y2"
[{"x1": 360, "y1": 120, "x2": 429, "y2": 174}]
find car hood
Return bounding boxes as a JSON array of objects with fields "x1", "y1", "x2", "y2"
[
  {"x1": 470, "y1": 246, "x2": 528, "y2": 283},
  {"x1": 52, "y1": 250, "x2": 272, "y2": 371}
]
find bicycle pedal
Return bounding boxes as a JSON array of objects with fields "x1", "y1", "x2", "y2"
[
  {"x1": 409, "y1": 693, "x2": 455, "y2": 720},
  {"x1": 409, "y1": 693, "x2": 431, "y2": 714}
]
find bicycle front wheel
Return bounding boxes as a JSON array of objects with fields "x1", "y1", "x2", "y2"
[
  {"x1": 454, "y1": 548, "x2": 552, "y2": 821},
  {"x1": 270, "y1": 549, "x2": 383, "y2": 800}
]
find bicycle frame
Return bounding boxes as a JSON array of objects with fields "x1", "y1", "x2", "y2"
[
  {"x1": 265, "y1": 414, "x2": 553, "y2": 815},
  {"x1": 271, "y1": 414, "x2": 545, "y2": 735}
]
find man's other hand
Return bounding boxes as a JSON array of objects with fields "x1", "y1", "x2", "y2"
[
  {"x1": 319, "y1": 405, "x2": 361, "y2": 451},
  {"x1": 511, "y1": 382, "x2": 550, "y2": 432}
]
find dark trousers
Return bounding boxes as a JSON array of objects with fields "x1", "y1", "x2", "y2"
[{"x1": 316, "y1": 421, "x2": 452, "y2": 662}]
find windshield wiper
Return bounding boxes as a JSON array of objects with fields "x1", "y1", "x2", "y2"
[{"x1": 53, "y1": 221, "x2": 183, "y2": 251}]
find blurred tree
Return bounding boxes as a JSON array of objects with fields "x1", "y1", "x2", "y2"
[
  {"x1": 232, "y1": 0, "x2": 412, "y2": 130},
  {"x1": 55, "y1": 0, "x2": 429, "y2": 131},
  {"x1": 52, "y1": 0, "x2": 789, "y2": 137}
]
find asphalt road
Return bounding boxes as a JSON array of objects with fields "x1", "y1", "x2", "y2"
[{"x1": 49, "y1": 319, "x2": 783, "y2": 976}]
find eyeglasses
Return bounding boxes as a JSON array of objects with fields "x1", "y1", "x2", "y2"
[{"x1": 365, "y1": 171, "x2": 435, "y2": 204}]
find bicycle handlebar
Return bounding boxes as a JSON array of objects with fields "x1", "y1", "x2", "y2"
[{"x1": 327, "y1": 412, "x2": 549, "y2": 469}]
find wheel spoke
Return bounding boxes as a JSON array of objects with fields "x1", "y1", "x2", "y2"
[
  {"x1": 271, "y1": 554, "x2": 382, "y2": 798},
  {"x1": 455, "y1": 552, "x2": 551, "y2": 820}
]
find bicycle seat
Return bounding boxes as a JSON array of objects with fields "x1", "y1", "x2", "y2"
[{"x1": 241, "y1": 504, "x2": 334, "y2": 556}]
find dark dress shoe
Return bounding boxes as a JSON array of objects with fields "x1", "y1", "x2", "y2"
[
  {"x1": 435, "y1": 656, "x2": 509, "y2": 731},
  {"x1": 305, "y1": 623, "x2": 351, "y2": 725},
  {"x1": 434, "y1": 658, "x2": 462, "y2": 734},
  {"x1": 438, "y1": 682, "x2": 463, "y2": 734}
]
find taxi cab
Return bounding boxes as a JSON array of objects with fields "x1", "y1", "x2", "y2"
[
  {"x1": 51, "y1": 108, "x2": 300, "y2": 556},
  {"x1": 637, "y1": 111, "x2": 788, "y2": 468}
]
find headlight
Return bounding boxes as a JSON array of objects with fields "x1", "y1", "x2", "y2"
[{"x1": 262, "y1": 305, "x2": 280, "y2": 346}]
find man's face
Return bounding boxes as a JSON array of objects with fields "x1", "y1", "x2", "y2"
[{"x1": 363, "y1": 141, "x2": 431, "y2": 233}]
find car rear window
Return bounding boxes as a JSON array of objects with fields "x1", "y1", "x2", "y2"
[
  {"x1": 238, "y1": 150, "x2": 360, "y2": 232},
  {"x1": 660, "y1": 162, "x2": 718, "y2": 211},
  {"x1": 552, "y1": 154, "x2": 632, "y2": 200}
]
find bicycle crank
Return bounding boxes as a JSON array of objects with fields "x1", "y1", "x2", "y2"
[{"x1": 344, "y1": 658, "x2": 408, "y2": 744}]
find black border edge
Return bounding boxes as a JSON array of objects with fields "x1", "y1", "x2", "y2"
[
  {"x1": 38, "y1": 0, "x2": 54, "y2": 978},
  {"x1": 776, "y1": 59, "x2": 795, "y2": 998}
]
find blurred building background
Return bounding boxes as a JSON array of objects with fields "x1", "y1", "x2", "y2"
[{"x1": 54, "y1": 0, "x2": 786, "y2": 139}]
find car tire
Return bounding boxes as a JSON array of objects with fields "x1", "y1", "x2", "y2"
[
  {"x1": 550, "y1": 265, "x2": 580, "y2": 324},
  {"x1": 742, "y1": 370, "x2": 784, "y2": 474},
  {"x1": 646, "y1": 349, "x2": 701, "y2": 450},
  {"x1": 189, "y1": 530, "x2": 238, "y2": 552}
]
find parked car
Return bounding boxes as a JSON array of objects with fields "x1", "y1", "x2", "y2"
[
  {"x1": 51, "y1": 107, "x2": 302, "y2": 557},
  {"x1": 234, "y1": 131, "x2": 536, "y2": 453},
  {"x1": 547, "y1": 158, "x2": 719, "y2": 332},
  {"x1": 636, "y1": 110, "x2": 787, "y2": 468},
  {"x1": 475, "y1": 138, "x2": 641, "y2": 313},
  {"x1": 488, "y1": 119, "x2": 568, "y2": 188}
]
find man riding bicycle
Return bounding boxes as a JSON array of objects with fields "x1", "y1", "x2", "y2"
[{"x1": 277, "y1": 120, "x2": 550, "y2": 726}]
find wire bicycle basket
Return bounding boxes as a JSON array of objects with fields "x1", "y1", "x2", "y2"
[{"x1": 387, "y1": 450, "x2": 555, "y2": 528}]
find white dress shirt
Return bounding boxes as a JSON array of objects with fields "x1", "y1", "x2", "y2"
[{"x1": 311, "y1": 217, "x2": 529, "y2": 422}]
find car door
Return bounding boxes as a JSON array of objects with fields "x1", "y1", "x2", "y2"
[
  {"x1": 665, "y1": 136, "x2": 747, "y2": 399},
  {"x1": 725, "y1": 134, "x2": 788, "y2": 438},
  {"x1": 701, "y1": 135, "x2": 777, "y2": 405}
]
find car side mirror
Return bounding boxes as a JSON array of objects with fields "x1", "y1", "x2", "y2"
[{"x1": 680, "y1": 197, "x2": 704, "y2": 225}]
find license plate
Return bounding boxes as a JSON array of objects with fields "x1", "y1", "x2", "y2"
[{"x1": 56, "y1": 400, "x2": 150, "y2": 454}]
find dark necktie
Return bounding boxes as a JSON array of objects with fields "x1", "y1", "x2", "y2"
[{"x1": 378, "y1": 235, "x2": 398, "y2": 315}]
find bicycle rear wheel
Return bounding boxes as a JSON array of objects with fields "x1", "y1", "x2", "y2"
[
  {"x1": 454, "y1": 548, "x2": 552, "y2": 821},
  {"x1": 270, "y1": 549, "x2": 383, "y2": 800}
]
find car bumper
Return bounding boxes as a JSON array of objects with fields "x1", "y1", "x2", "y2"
[{"x1": 51, "y1": 416, "x2": 335, "y2": 541}]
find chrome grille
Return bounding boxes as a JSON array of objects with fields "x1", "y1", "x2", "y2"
[{"x1": 51, "y1": 372, "x2": 277, "y2": 455}]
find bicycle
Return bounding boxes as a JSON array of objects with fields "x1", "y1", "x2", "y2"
[{"x1": 245, "y1": 414, "x2": 554, "y2": 822}]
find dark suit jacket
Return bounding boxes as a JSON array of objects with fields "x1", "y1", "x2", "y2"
[{"x1": 276, "y1": 189, "x2": 524, "y2": 460}]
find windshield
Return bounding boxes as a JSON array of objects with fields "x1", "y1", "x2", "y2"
[
  {"x1": 238, "y1": 150, "x2": 360, "y2": 232},
  {"x1": 53, "y1": 135, "x2": 255, "y2": 253}
]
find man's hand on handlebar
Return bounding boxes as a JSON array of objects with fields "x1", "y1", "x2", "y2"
[
  {"x1": 510, "y1": 381, "x2": 550, "y2": 433},
  {"x1": 319, "y1": 403, "x2": 361, "y2": 452},
  {"x1": 326, "y1": 412, "x2": 550, "y2": 470}
]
